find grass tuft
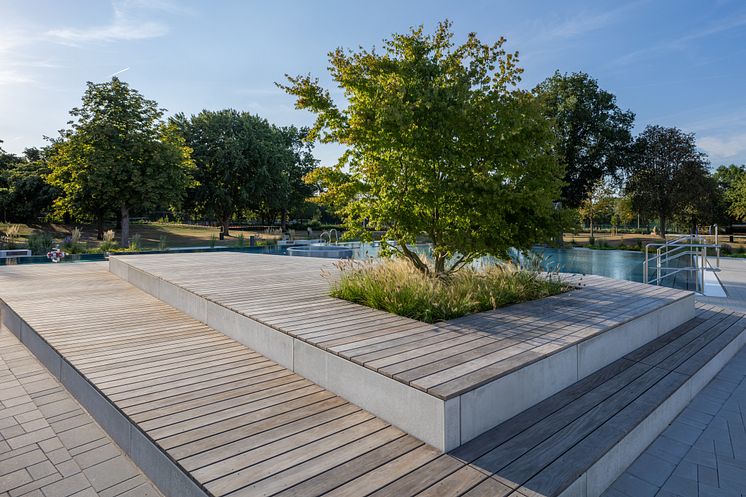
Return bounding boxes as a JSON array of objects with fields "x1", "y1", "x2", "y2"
[{"x1": 329, "y1": 258, "x2": 571, "y2": 323}]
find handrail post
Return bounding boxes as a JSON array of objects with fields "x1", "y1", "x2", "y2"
[
  {"x1": 715, "y1": 224, "x2": 720, "y2": 268},
  {"x1": 656, "y1": 247, "x2": 661, "y2": 285}
]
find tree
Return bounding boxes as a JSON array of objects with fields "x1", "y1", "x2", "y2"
[
  {"x1": 714, "y1": 164, "x2": 746, "y2": 224},
  {"x1": 578, "y1": 179, "x2": 616, "y2": 238},
  {"x1": 535, "y1": 71, "x2": 634, "y2": 207},
  {"x1": 281, "y1": 21, "x2": 563, "y2": 276},
  {"x1": 625, "y1": 125, "x2": 711, "y2": 236},
  {"x1": 47, "y1": 77, "x2": 194, "y2": 244},
  {"x1": 2, "y1": 148, "x2": 58, "y2": 222},
  {"x1": 173, "y1": 110, "x2": 285, "y2": 236},
  {"x1": 261, "y1": 126, "x2": 318, "y2": 231}
]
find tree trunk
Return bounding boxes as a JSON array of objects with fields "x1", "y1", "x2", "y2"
[
  {"x1": 222, "y1": 216, "x2": 230, "y2": 237},
  {"x1": 121, "y1": 206, "x2": 130, "y2": 248},
  {"x1": 659, "y1": 215, "x2": 667, "y2": 237},
  {"x1": 96, "y1": 214, "x2": 104, "y2": 241},
  {"x1": 281, "y1": 208, "x2": 287, "y2": 232}
]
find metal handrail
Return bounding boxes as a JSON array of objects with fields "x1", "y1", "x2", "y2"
[{"x1": 643, "y1": 231, "x2": 720, "y2": 293}]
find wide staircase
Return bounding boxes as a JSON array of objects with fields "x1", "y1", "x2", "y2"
[{"x1": 0, "y1": 258, "x2": 743, "y2": 497}]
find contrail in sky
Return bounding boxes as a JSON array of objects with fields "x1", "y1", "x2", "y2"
[{"x1": 110, "y1": 67, "x2": 130, "y2": 77}]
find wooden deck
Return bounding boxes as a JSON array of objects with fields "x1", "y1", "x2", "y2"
[
  {"x1": 0, "y1": 262, "x2": 744, "y2": 496},
  {"x1": 114, "y1": 252, "x2": 692, "y2": 400}
]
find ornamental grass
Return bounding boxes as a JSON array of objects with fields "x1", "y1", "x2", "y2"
[{"x1": 328, "y1": 258, "x2": 570, "y2": 323}]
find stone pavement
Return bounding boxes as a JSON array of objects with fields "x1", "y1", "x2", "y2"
[
  {"x1": 698, "y1": 257, "x2": 746, "y2": 314},
  {"x1": 603, "y1": 345, "x2": 746, "y2": 497},
  {"x1": 0, "y1": 327, "x2": 162, "y2": 497}
]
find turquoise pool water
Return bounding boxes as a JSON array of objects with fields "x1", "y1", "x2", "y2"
[{"x1": 0, "y1": 242, "x2": 694, "y2": 290}]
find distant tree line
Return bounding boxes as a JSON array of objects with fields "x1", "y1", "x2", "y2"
[{"x1": 1, "y1": 78, "x2": 318, "y2": 245}]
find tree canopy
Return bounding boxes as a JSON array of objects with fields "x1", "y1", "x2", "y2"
[
  {"x1": 535, "y1": 71, "x2": 634, "y2": 208},
  {"x1": 625, "y1": 125, "x2": 712, "y2": 235},
  {"x1": 47, "y1": 77, "x2": 194, "y2": 243},
  {"x1": 281, "y1": 20, "x2": 563, "y2": 276},
  {"x1": 172, "y1": 110, "x2": 317, "y2": 235}
]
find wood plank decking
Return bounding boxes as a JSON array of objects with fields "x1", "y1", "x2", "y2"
[
  {"x1": 0, "y1": 261, "x2": 744, "y2": 496},
  {"x1": 114, "y1": 252, "x2": 692, "y2": 400}
]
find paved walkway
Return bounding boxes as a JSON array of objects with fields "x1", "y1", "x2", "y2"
[
  {"x1": 603, "y1": 345, "x2": 746, "y2": 497},
  {"x1": 698, "y1": 257, "x2": 746, "y2": 314},
  {"x1": 0, "y1": 327, "x2": 161, "y2": 497}
]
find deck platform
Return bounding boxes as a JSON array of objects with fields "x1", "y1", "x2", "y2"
[
  {"x1": 111, "y1": 252, "x2": 695, "y2": 449},
  {"x1": 0, "y1": 262, "x2": 743, "y2": 497}
]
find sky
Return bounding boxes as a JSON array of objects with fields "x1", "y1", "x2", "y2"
[{"x1": 1, "y1": 0, "x2": 746, "y2": 168}]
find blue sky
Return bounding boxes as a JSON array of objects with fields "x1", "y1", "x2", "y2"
[{"x1": 1, "y1": 0, "x2": 746, "y2": 168}]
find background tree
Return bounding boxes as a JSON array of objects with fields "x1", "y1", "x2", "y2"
[
  {"x1": 535, "y1": 71, "x2": 634, "y2": 207},
  {"x1": 260, "y1": 126, "x2": 318, "y2": 230},
  {"x1": 282, "y1": 21, "x2": 563, "y2": 276},
  {"x1": 625, "y1": 125, "x2": 710, "y2": 236},
  {"x1": 0, "y1": 147, "x2": 58, "y2": 222},
  {"x1": 714, "y1": 164, "x2": 746, "y2": 225},
  {"x1": 47, "y1": 78, "x2": 194, "y2": 244},
  {"x1": 577, "y1": 179, "x2": 616, "y2": 239},
  {"x1": 174, "y1": 109, "x2": 278, "y2": 236},
  {"x1": 724, "y1": 166, "x2": 746, "y2": 222}
]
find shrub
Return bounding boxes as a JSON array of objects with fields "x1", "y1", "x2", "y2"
[
  {"x1": 63, "y1": 227, "x2": 85, "y2": 253},
  {"x1": 158, "y1": 235, "x2": 168, "y2": 251},
  {"x1": 3, "y1": 224, "x2": 20, "y2": 249},
  {"x1": 329, "y1": 258, "x2": 570, "y2": 323},
  {"x1": 236, "y1": 233, "x2": 245, "y2": 248},
  {"x1": 99, "y1": 229, "x2": 117, "y2": 252},
  {"x1": 27, "y1": 232, "x2": 55, "y2": 255},
  {"x1": 128, "y1": 234, "x2": 142, "y2": 251},
  {"x1": 209, "y1": 233, "x2": 217, "y2": 248}
]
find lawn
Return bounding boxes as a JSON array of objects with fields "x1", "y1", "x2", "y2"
[{"x1": 0, "y1": 222, "x2": 284, "y2": 252}]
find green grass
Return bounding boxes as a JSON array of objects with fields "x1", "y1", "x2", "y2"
[{"x1": 329, "y1": 258, "x2": 571, "y2": 323}]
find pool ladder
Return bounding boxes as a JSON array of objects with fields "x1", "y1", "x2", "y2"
[{"x1": 643, "y1": 231, "x2": 720, "y2": 293}]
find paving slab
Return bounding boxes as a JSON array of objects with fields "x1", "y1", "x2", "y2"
[
  {"x1": 0, "y1": 329, "x2": 162, "y2": 497},
  {"x1": 603, "y1": 345, "x2": 746, "y2": 496}
]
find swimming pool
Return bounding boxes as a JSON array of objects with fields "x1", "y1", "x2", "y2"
[{"x1": 0, "y1": 242, "x2": 696, "y2": 290}]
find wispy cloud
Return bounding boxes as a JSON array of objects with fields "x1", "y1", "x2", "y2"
[
  {"x1": 521, "y1": 1, "x2": 646, "y2": 44},
  {"x1": 46, "y1": 2, "x2": 170, "y2": 44},
  {"x1": 699, "y1": 133, "x2": 746, "y2": 160},
  {"x1": 614, "y1": 13, "x2": 746, "y2": 66}
]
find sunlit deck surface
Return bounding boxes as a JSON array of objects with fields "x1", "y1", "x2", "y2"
[
  {"x1": 1, "y1": 262, "x2": 744, "y2": 497},
  {"x1": 115, "y1": 252, "x2": 692, "y2": 400}
]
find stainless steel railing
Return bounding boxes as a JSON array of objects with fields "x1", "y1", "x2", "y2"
[{"x1": 643, "y1": 231, "x2": 720, "y2": 293}]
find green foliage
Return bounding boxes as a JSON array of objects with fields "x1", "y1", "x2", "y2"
[
  {"x1": 27, "y1": 231, "x2": 55, "y2": 255},
  {"x1": 329, "y1": 258, "x2": 569, "y2": 323},
  {"x1": 128, "y1": 233, "x2": 142, "y2": 251},
  {"x1": 0, "y1": 147, "x2": 58, "y2": 222},
  {"x1": 236, "y1": 232, "x2": 245, "y2": 248},
  {"x1": 158, "y1": 235, "x2": 168, "y2": 251},
  {"x1": 172, "y1": 110, "x2": 316, "y2": 234},
  {"x1": 535, "y1": 72, "x2": 634, "y2": 207},
  {"x1": 720, "y1": 165, "x2": 746, "y2": 221},
  {"x1": 2, "y1": 224, "x2": 20, "y2": 249},
  {"x1": 99, "y1": 229, "x2": 117, "y2": 252},
  {"x1": 578, "y1": 180, "x2": 617, "y2": 233},
  {"x1": 625, "y1": 126, "x2": 714, "y2": 235},
  {"x1": 47, "y1": 77, "x2": 195, "y2": 245},
  {"x1": 281, "y1": 20, "x2": 563, "y2": 276},
  {"x1": 62, "y1": 227, "x2": 85, "y2": 253},
  {"x1": 209, "y1": 233, "x2": 216, "y2": 248}
]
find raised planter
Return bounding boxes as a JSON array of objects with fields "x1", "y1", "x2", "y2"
[{"x1": 110, "y1": 253, "x2": 696, "y2": 451}]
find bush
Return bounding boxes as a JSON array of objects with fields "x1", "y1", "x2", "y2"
[
  {"x1": 329, "y1": 258, "x2": 570, "y2": 323},
  {"x1": 99, "y1": 229, "x2": 117, "y2": 253},
  {"x1": 158, "y1": 235, "x2": 168, "y2": 251},
  {"x1": 3, "y1": 224, "x2": 20, "y2": 249},
  {"x1": 27, "y1": 232, "x2": 55, "y2": 255},
  {"x1": 128, "y1": 234, "x2": 142, "y2": 251},
  {"x1": 62, "y1": 227, "x2": 85, "y2": 253}
]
